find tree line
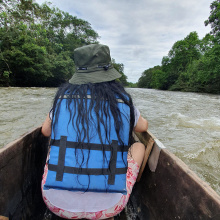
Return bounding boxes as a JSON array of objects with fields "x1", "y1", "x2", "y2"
[
  {"x1": 138, "y1": 0, "x2": 220, "y2": 94},
  {"x1": 0, "y1": 0, "x2": 129, "y2": 87}
]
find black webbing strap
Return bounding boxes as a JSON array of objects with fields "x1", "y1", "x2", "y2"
[
  {"x1": 50, "y1": 139, "x2": 129, "y2": 152},
  {"x1": 49, "y1": 138, "x2": 128, "y2": 185},
  {"x1": 48, "y1": 164, "x2": 127, "y2": 176},
  {"x1": 108, "y1": 140, "x2": 118, "y2": 185},
  {"x1": 56, "y1": 136, "x2": 67, "y2": 181}
]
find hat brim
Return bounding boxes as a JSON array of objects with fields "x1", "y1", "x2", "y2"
[{"x1": 69, "y1": 68, "x2": 122, "y2": 85}]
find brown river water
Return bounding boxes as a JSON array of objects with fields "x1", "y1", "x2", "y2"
[{"x1": 0, "y1": 87, "x2": 220, "y2": 195}]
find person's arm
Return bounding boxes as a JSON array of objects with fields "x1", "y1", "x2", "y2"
[
  {"x1": 134, "y1": 115, "x2": 148, "y2": 133},
  {"x1": 41, "y1": 113, "x2": 52, "y2": 137}
]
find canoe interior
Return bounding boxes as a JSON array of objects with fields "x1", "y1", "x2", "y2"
[
  {"x1": 0, "y1": 128, "x2": 220, "y2": 219},
  {"x1": 0, "y1": 128, "x2": 49, "y2": 220}
]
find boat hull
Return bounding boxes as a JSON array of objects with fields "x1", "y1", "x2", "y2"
[
  {"x1": 127, "y1": 148, "x2": 220, "y2": 219},
  {"x1": 0, "y1": 127, "x2": 49, "y2": 219},
  {"x1": 0, "y1": 127, "x2": 220, "y2": 219}
]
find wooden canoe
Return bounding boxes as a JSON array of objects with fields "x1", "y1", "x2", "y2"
[{"x1": 0, "y1": 127, "x2": 220, "y2": 220}]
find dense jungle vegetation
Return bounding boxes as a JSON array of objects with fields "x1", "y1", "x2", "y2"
[
  {"x1": 138, "y1": 0, "x2": 220, "y2": 94},
  {"x1": 1, "y1": 0, "x2": 220, "y2": 93},
  {"x1": 0, "y1": 0, "x2": 128, "y2": 87}
]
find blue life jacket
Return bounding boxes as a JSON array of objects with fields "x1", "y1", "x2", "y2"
[{"x1": 43, "y1": 94, "x2": 130, "y2": 195}]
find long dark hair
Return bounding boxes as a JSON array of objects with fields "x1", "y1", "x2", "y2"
[{"x1": 50, "y1": 80, "x2": 135, "y2": 188}]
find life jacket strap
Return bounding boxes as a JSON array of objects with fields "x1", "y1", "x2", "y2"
[
  {"x1": 108, "y1": 140, "x2": 117, "y2": 185},
  {"x1": 48, "y1": 164, "x2": 127, "y2": 176},
  {"x1": 48, "y1": 136, "x2": 128, "y2": 185},
  {"x1": 50, "y1": 139, "x2": 129, "y2": 152},
  {"x1": 56, "y1": 136, "x2": 67, "y2": 181}
]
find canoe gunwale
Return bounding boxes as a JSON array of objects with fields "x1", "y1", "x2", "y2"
[{"x1": 132, "y1": 137, "x2": 220, "y2": 219}]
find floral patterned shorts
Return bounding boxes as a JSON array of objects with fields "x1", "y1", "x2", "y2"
[{"x1": 41, "y1": 157, "x2": 140, "y2": 219}]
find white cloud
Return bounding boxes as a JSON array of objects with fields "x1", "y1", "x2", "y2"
[{"x1": 36, "y1": 0, "x2": 213, "y2": 82}]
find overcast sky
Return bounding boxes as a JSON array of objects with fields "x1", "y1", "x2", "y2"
[{"x1": 36, "y1": 0, "x2": 213, "y2": 83}]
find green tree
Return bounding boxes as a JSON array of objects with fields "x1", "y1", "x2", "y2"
[
  {"x1": 112, "y1": 59, "x2": 128, "y2": 86},
  {"x1": 137, "y1": 66, "x2": 165, "y2": 89},
  {"x1": 161, "y1": 32, "x2": 202, "y2": 89},
  {"x1": 186, "y1": 45, "x2": 220, "y2": 93},
  {"x1": 137, "y1": 1, "x2": 220, "y2": 94},
  {"x1": 0, "y1": 0, "x2": 99, "y2": 86},
  {"x1": 151, "y1": 67, "x2": 167, "y2": 90},
  {"x1": 205, "y1": 0, "x2": 220, "y2": 38},
  {"x1": 200, "y1": 33, "x2": 215, "y2": 53},
  {"x1": 137, "y1": 68, "x2": 154, "y2": 88}
]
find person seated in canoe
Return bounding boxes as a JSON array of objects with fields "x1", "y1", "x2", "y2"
[{"x1": 41, "y1": 44, "x2": 148, "y2": 220}]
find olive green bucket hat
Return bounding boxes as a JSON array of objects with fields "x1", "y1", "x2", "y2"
[{"x1": 69, "y1": 44, "x2": 122, "y2": 85}]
